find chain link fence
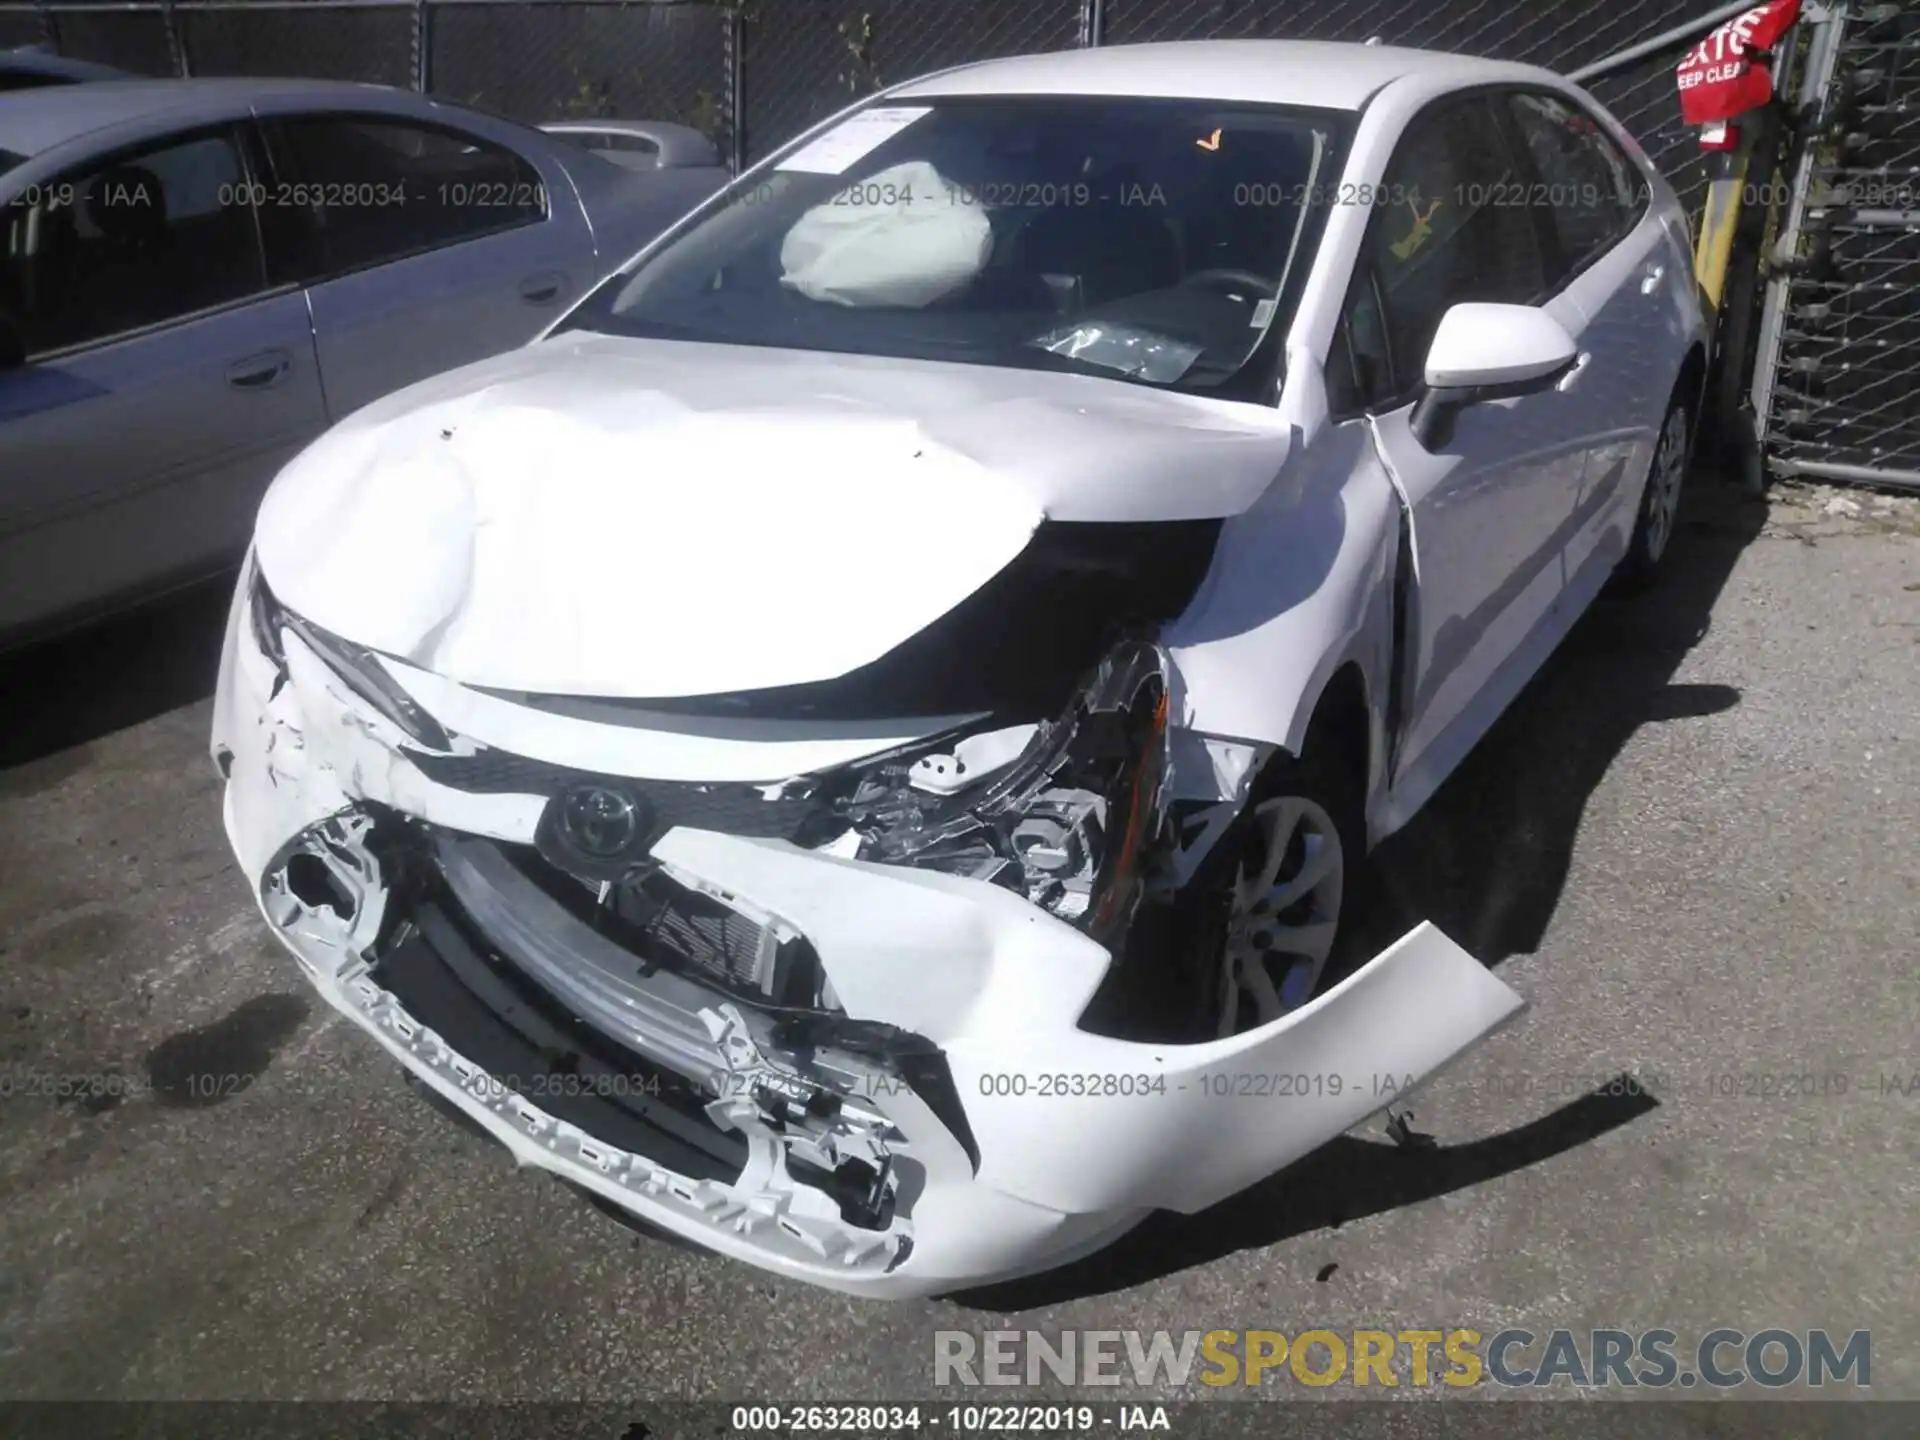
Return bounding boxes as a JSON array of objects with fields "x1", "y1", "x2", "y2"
[
  {"x1": 1584, "y1": 45, "x2": 1718, "y2": 219},
  {"x1": 9, "y1": 0, "x2": 1732, "y2": 198},
  {"x1": 20, "y1": 9, "x2": 178, "y2": 75},
  {"x1": 0, "y1": 11, "x2": 47, "y2": 48},
  {"x1": 7, "y1": 0, "x2": 735, "y2": 151},
  {"x1": 431, "y1": 3, "x2": 724, "y2": 128},
  {"x1": 737, "y1": 0, "x2": 1084, "y2": 164},
  {"x1": 1760, "y1": 2, "x2": 1920, "y2": 488},
  {"x1": 186, "y1": 8, "x2": 413, "y2": 88}
]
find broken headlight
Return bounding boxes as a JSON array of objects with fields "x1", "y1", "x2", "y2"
[
  {"x1": 250, "y1": 567, "x2": 452, "y2": 752},
  {"x1": 246, "y1": 558, "x2": 289, "y2": 677},
  {"x1": 805, "y1": 641, "x2": 1173, "y2": 944}
]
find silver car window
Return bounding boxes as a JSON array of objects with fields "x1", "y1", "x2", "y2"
[
  {"x1": 1, "y1": 126, "x2": 268, "y2": 357},
  {"x1": 261, "y1": 115, "x2": 547, "y2": 281}
]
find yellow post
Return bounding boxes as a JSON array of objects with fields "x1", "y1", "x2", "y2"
[{"x1": 1694, "y1": 135, "x2": 1755, "y2": 313}]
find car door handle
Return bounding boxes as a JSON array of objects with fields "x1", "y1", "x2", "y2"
[
  {"x1": 518, "y1": 272, "x2": 566, "y2": 304},
  {"x1": 1641, "y1": 264, "x2": 1667, "y2": 295},
  {"x1": 1556, "y1": 352, "x2": 1594, "y2": 392},
  {"x1": 226, "y1": 350, "x2": 290, "y2": 390}
]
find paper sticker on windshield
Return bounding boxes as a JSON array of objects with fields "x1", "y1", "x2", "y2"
[
  {"x1": 1031, "y1": 324, "x2": 1203, "y2": 385},
  {"x1": 1250, "y1": 298, "x2": 1277, "y2": 330},
  {"x1": 777, "y1": 106, "x2": 932, "y2": 175}
]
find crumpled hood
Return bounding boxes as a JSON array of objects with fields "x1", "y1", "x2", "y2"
[{"x1": 255, "y1": 332, "x2": 1294, "y2": 699}]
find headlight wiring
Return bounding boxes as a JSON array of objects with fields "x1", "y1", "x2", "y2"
[{"x1": 812, "y1": 640, "x2": 1174, "y2": 944}]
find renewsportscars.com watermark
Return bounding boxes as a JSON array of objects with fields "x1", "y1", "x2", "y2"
[{"x1": 933, "y1": 1328, "x2": 1873, "y2": 1391}]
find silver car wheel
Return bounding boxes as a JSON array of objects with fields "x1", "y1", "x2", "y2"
[
  {"x1": 1217, "y1": 794, "x2": 1345, "y2": 1035},
  {"x1": 1643, "y1": 406, "x2": 1690, "y2": 564}
]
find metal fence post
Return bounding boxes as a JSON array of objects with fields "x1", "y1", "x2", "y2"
[
  {"x1": 723, "y1": 3, "x2": 745, "y2": 174},
  {"x1": 1078, "y1": 0, "x2": 1104, "y2": 48},
  {"x1": 411, "y1": 0, "x2": 432, "y2": 93},
  {"x1": 160, "y1": 0, "x2": 190, "y2": 76},
  {"x1": 1748, "y1": 2, "x2": 1850, "y2": 467}
]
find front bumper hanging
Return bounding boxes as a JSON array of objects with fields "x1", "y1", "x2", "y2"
[{"x1": 211, "y1": 562, "x2": 1525, "y2": 1298}]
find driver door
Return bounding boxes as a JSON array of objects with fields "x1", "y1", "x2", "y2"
[{"x1": 1333, "y1": 94, "x2": 1596, "y2": 801}]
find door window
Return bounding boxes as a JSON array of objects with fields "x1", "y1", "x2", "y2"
[
  {"x1": 261, "y1": 116, "x2": 547, "y2": 280},
  {"x1": 1506, "y1": 90, "x2": 1650, "y2": 284},
  {"x1": 1356, "y1": 95, "x2": 1549, "y2": 404},
  {"x1": 1326, "y1": 266, "x2": 1391, "y2": 417},
  {"x1": 1, "y1": 127, "x2": 267, "y2": 356}
]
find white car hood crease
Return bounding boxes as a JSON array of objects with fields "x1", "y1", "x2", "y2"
[{"x1": 254, "y1": 332, "x2": 1295, "y2": 699}]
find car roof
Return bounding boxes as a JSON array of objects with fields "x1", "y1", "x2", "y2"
[
  {"x1": 891, "y1": 39, "x2": 1557, "y2": 111},
  {"x1": 1, "y1": 46, "x2": 135, "y2": 81},
  {"x1": 0, "y1": 75, "x2": 416, "y2": 161}
]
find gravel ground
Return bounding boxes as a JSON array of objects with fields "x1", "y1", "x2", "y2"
[{"x1": 0, "y1": 477, "x2": 1914, "y2": 1418}]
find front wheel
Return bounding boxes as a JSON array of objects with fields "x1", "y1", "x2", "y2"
[
  {"x1": 1616, "y1": 398, "x2": 1693, "y2": 589},
  {"x1": 1211, "y1": 747, "x2": 1364, "y2": 1037}
]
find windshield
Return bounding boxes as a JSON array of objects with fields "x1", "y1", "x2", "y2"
[
  {"x1": 559, "y1": 96, "x2": 1350, "y2": 396},
  {"x1": 0, "y1": 148, "x2": 26, "y2": 174}
]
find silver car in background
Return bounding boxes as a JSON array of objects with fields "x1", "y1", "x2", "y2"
[
  {"x1": 0, "y1": 77, "x2": 728, "y2": 646},
  {"x1": 0, "y1": 45, "x2": 136, "y2": 90},
  {"x1": 539, "y1": 118, "x2": 726, "y2": 174}
]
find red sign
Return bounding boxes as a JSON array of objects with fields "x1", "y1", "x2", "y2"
[{"x1": 1676, "y1": 0, "x2": 1802, "y2": 128}]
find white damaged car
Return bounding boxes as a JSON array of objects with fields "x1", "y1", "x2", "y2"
[{"x1": 212, "y1": 40, "x2": 1707, "y2": 1297}]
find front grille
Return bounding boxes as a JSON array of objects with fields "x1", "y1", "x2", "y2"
[
  {"x1": 370, "y1": 894, "x2": 748, "y2": 1183},
  {"x1": 407, "y1": 747, "x2": 814, "y2": 840}
]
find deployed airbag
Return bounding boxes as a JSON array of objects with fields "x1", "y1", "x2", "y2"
[{"x1": 780, "y1": 161, "x2": 991, "y2": 308}]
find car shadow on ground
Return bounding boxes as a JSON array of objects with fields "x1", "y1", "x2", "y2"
[
  {"x1": 955, "y1": 475, "x2": 1770, "y2": 1311},
  {"x1": 0, "y1": 571, "x2": 237, "y2": 776},
  {"x1": 956, "y1": 1081, "x2": 1661, "y2": 1310},
  {"x1": 1344, "y1": 475, "x2": 1767, "y2": 969}
]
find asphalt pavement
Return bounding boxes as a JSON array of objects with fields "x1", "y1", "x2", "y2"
[{"x1": 0, "y1": 479, "x2": 1915, "y2": 1414}]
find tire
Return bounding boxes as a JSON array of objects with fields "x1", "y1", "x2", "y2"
[
  {"x1": 1615, "y1": 394, "x2": 1694, "y2": 590},
  {"x1": 1209, "y1": 739, "x2": 1366, "y2": 1037}
]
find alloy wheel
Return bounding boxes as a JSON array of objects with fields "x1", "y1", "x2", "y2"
[
  {"x1": 1643, "y1": 406, "x2": 1690, "y2": 564},
  {"x1": 1217, "y1": 794, "x2": 1345, "y2": 1035}
]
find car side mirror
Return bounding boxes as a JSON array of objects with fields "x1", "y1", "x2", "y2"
[{"x1": 1410, "y1": 302, "x2": 1580, "y2": 451}]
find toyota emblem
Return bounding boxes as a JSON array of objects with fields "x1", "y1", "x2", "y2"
[{"x1": 559, "y1": 785, "x2": 646, "y2": 858}]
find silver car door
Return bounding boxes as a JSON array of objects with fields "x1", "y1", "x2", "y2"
[
  {"x1": 253, "y1": 107, "x2": 597, "y2": 421},
  {"x1": 0, "y1": 122, "x2": 327, "y2": 642}
]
